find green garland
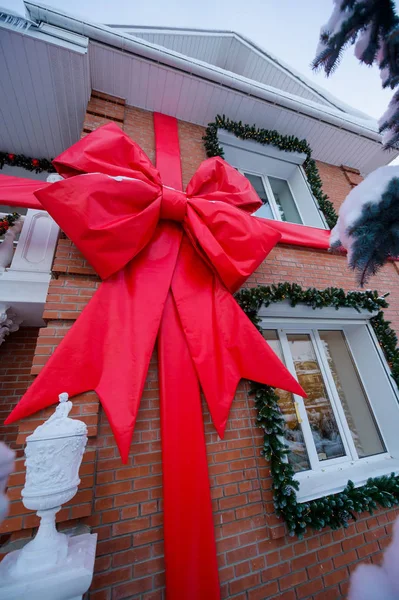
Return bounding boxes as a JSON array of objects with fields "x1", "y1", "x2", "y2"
[
  {"x1": 0, "y1": 151, "x2": 55, "y2": 174},
  {"x1": 203, "y1": 115, "x2": 338, "y2": 229},
  {"x1": 235, "y1": 282, "x2": 399, "y2": 537}
]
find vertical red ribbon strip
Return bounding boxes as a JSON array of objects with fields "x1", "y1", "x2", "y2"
[{"x1": 154, "y1": 113, "x2": 221, "y2": 599}]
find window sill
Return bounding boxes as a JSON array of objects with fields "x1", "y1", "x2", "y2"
[{"x1": 295, "y1": 455, "x2": 399, "y2": 503}]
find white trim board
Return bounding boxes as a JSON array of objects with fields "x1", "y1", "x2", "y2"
[{"x1": 258, "y1": 300, "x2": 378, "y2": 321}]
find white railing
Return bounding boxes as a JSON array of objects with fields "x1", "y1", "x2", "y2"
[
  {"x1": 0, "y1": 215, "x2": 24, "y2": 272},
  {"x1": 0, "y1": 209, "x2": 59, "y2": 274},
  {"x1": 0, "y1": 207, "x2": 60, "y2": 328}
]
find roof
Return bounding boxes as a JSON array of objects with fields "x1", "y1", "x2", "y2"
[
  {"x1": 111, "y1": 26, "x2": 371, "y2": 120},
  {"x1": 0, "y1": 2, "x2": 396, "y2": 175}
]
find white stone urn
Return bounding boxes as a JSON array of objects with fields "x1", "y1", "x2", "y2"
[
  {"x1": 11, "y1": 392, "x2": 88, "y2": 576},
  {"x1": 0, "y1": 393, "x2": 97, "y2": 600}
]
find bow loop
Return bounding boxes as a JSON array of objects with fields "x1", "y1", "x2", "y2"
[
  {"x1": 35, "y1": 174, "x2": 162, "y2": 280},
  {"x1": 53, "y1": 122, "x2": 161, "y2": 185},
  {"x1": 186, "y1": 156, "x2": 262, "y2": 214},
  {"x1": 185, "y1": 200, "x2": 282, "y2": 293}
]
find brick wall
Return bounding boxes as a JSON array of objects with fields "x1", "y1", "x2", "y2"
[
  {"x1": 2, "y1": 92, "x2": 399, "y2": 599},
  {"x1": 0, "y1": 328, "x2": 38, "y2": 453}
]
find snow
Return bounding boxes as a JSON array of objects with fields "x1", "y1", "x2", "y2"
[
  {"x1": 330, "y1": 165, "x2": 399, "y2": 262},
  {"x1": 354, "y1": 26, "x2": 372, "y2": 61},
  {"x1": 315, "y1": 0, "x2": 348, "y2": 59},
  {"x1": 376, "y1": 43, "x2": 391, "y2": 86},
  {"x1": 315, "y1": 0, "x2": 396, "y2": 149},
  {"x1": 348, "y1": 516, "x2": 399, "y2": 600},
  {"x1": 379, "y1": 90, "x2": 399, "y2": 146}
]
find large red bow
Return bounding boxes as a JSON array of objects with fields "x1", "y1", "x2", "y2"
[
  {"x1": 4, "y1": 117, "x2": 304, "y2": 599},
  {"x1": 6, "y1": 121, "x2": 303, "y2": 452}
]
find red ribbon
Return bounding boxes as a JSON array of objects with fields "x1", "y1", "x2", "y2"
[{"x1": 3, "y1": 115, "x2": 304, "y2": 599}]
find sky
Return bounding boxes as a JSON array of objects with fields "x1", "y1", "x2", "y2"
[{"x1": 38, "y1": 0, "x2": 394, "y2": 122}]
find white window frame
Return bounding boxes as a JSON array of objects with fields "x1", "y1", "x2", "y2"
[
  {"x1": 238, "y1": 168, "x2": 305, "y2": 225},
  {"x1": 259, "y1": 305, "x2": 399, "y2": 502},
  {"x1": 218, "y1": 129, "x2": 328, "y2": 229}
]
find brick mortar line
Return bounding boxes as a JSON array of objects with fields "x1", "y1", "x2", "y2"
[
  {"x1": 91, "y1": 91, "x2": 125, "y2": 106},
  {"x1": 86, "y1": 109, "x2": 124, "y2": 124},
  {"x1": 50, "y1": 269, "x2": 100, "y2": 280}
]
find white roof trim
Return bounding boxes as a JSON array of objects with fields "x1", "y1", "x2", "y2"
[
  {"x1": 258, "y1": 300, "x2": 378, "y2": 321},
  {"x1": 218, "y1": 130, "x2": 307, "y2": 166},
  {"x1": 115, "y1": 26, "x2": 371, "y2": 120},
  {"x1": 26, "y1": 2, "x2": 381, "y2": 143}
]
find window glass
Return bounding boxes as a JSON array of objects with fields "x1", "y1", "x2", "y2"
[
  {"x1": 263, "y1": 331, "x2": 310, "y2": 472},
  {"x1": 268, "y1": 176, "x2": 302, "y2": 224},
  {"x1": 319, "y1": 331, "x2": 386, "y2": 458},
  {"x1": 244, "y1": 173, "x2": 274, "y2": 220},
  {"x1": 287, "y1": 333, "x2": 346, "y2": 462}
]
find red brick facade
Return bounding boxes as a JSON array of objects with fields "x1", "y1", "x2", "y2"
[
  {"x1": 0, "y1": 328, "x2": 38, "y2": 454},
  {"x1": 2, "y1": 92, "x2": 399, "y2": 599}
]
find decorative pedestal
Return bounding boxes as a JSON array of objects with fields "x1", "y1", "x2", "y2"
[
  {"x1": 0, "y1": 393, "x2": 97, "y2": 599},
  {"x1": 0, "y1": 533, "x2": 97, "y2": 600}
]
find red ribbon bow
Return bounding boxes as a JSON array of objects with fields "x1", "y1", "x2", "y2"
[{"x1": 5, "y1": 116, "x2": 304, "y2": 599}]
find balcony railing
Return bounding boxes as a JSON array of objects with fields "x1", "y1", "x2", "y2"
[
  {"x1": 0, "y1": 208, "x2": 60, "y2": 327},
  {"x1": 0, "y1": 209, "x2": 59, "y2": 274}
]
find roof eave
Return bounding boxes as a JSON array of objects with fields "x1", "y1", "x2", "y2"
[{"x1": 26, "y1": 2, "x2": 382, "y2": 144}]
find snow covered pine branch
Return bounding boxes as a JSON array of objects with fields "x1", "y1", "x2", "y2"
[
  {"x1": 313, "y1": 0, "x2": 399, "y2": 148},
  {"x1": 313, "y1": 1, "x2": 399, "y2": 284},
  {"x1": 330, "y1": 166, "x2": 399, "y2": 285}
]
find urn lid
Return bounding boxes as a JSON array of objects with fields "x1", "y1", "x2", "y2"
[{"x1": 27, "y1": 393, "x2": 87, "y2": 442}]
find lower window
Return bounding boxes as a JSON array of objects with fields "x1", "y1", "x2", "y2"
[{"x1": 262, "y1": 322, "x2": 399, "y2": 500}]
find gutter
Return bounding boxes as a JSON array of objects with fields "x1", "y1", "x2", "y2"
[{"x1": 26, "y1": 2, "x2": 382, "y2": 144}]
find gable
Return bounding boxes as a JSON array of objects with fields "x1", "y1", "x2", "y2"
[{"x1": 113, "y1": 28, "x2": 349, "y2": 111}]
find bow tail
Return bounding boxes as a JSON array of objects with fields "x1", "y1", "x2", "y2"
[
  {"x1": 172, "y1": 236, "x2": 305, "y2": 438},
  {"x1": 158, "y1": 290, "x2": 220, "y2": 600},
  {"x1": 7, "y1": 222, "x2": 183, "y2": 463}
]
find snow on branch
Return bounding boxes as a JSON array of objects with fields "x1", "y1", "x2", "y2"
[{"x1": 313, "y1": 0, "x2": 399, "y2": 148}]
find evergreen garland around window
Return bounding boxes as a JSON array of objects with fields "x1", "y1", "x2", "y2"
[
  {"x1": 203, "y1": 115, "x2": 338, "y2": 229},
  {"x1": 235, "y1": 282, "x2": 399, "y2": 537}
]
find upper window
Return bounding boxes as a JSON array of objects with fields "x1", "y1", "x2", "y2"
[
  {"x1": 259, "y1": 307, "x2": 399, "y2": 501},
  {"x1": 218, "y1": 130, "x2": 327, "y2": 229},
  {"x1": 242, "y1": 172, "x2": 303, "y2": 224}
]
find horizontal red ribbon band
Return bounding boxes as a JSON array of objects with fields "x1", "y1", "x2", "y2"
[{"x1": 0, "y1": 172, "x2": 332, "y2": 250}]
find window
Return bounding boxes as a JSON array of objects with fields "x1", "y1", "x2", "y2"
[
  {"x1": 219, "y1": 130, "x2": 327, "y2": 229},
  {"x1": 259, "y1": 306, "x2": 399, "y2": 501},
  {"x1": 265, "y1": 327, "x2": 386, "y2": 474},
  {"x1": 243, "y1": 172, "x2": 302, "y2": 224}
]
